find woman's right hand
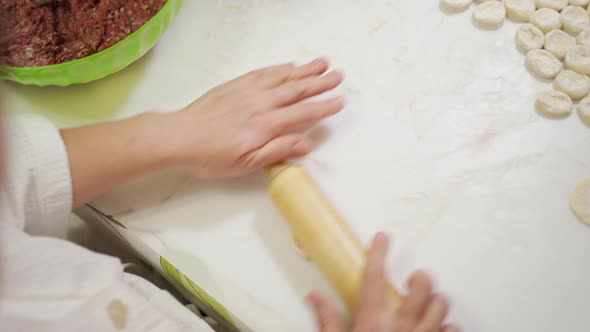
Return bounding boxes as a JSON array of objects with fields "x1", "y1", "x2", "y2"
[{"x1": 307, "y1": 233, "x2": 460, "y2": 332}]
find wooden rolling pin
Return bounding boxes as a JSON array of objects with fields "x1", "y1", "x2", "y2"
[{"x1": 267, "y1": 163, "x2": 403, "y2": 313}]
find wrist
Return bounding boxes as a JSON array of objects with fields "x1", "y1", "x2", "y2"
[{"x1": 133, "y1": 111, "x2": 181, "y2": 173}]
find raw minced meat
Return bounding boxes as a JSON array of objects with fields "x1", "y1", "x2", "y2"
[{"x1": 0, "y1": 0, "x2": 167, "y2": 67}]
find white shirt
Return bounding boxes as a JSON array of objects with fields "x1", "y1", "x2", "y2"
[{"x1": 0, "y1": 115, "x2": 213, "y2": 332}]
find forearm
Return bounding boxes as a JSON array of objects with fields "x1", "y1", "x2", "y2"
[{"x1": 61, "y1": 112, "x2": 176, "y2": 208}]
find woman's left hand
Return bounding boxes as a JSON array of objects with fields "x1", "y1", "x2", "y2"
[{"x1": 164, "y1": 58, "x2": 344, "y2": 178}]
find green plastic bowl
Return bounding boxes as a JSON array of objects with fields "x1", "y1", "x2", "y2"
[{"x1": 0, "y1": 0, "x2": 183, "y2": 86}]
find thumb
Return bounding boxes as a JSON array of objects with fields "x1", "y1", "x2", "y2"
[
  {"x1": 244, "y1": 134, "x2": 312, "y2": 169},
  {"x1": 307, "y1": 291, "x2": 346, "y2": 332}
]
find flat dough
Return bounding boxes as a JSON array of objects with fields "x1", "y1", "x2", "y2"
[
  {"x1": 535, "y1": 90, "x2": 573, "y2": 117},
  {"x1": 561, "y1": 5, "x2": 590, "y2": 36},
  {"x1": 516, "y1": 24, "x2": 545, "y2": 53},
  {"x1": 576, "y1": 27, "x2": 590, "y2": 46},
  {"x1": 506, "y1": 0, "x2": 536, "y2": 22},
  {"x1": 526, "y1": 49, "x2": 563, "y2": 78},
  {"x1": 530, "y1": 8, "x2": 563, "y2": 33},
  {"x1": 565, "y1": 45, "x2": 590, "y2": 75},
  {"x1": 544, "y1": 30, "x2": 575, "y2": 60},
  {"x1": 441, "y1": 0, "x2": 472, "y2": 11},
  {"x1": 569, "y1": 0, "x2": 590, "y2": 6},
  {"x1": 473, "y1": 1, "x2": 506, "y2": 29},
  {"x1": 553, "y1": 70, "x2": 590, "y2": 99},
  {"x1": 570, "y1": 179, "x2": 590, "y2": 225},
  {"x1": 535, "y1": 0, "x2": 569, "y2": 10}
]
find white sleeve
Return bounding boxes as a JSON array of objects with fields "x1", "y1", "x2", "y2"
[{"x1": 3, "y1": 115, "x2": 73, "y2": 238}]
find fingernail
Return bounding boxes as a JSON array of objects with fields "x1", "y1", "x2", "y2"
[
  {"x1": 376, "y1": 231, "x2": 390, "y2": 242},
  {"x1": 434, "y1": 293, "x2": 448, "y2": 306},
  {"x1": 333, "y1": 96, "x2": 346, "y2": 106},
  {"x1": 327, "y1": 70, "x2": 344, "y2": 80},
  {"x1": 313, "y1": 57, "x2": 327, "y2": 65},
  {"x1": 446, "y1": 325, "x2": 461, "y2": 332}
]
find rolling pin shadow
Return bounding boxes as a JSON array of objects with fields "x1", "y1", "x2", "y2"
[{"x1": 267, "y1": 163, "x2": 403, "y2": 313}]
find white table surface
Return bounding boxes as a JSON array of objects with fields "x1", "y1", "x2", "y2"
[{"x1": 5, "y1": 1, "x2": 590, "y2": 331}]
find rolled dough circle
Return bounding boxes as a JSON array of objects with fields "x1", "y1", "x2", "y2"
[
  {"x1": 506, "y1": 0, "x2": 536, "y2": 22},
  {"x1": 535, "y1": 90, "x2": 573, "y2": 117},
  {"x1": 441, "y1": 0, "x2": 472, "y2": 11},
  {"x1": 535, "y1": 0, "x2": 569, "y2": 10},
  {"x1": 561, "y1": 5, "x2": 590, "y2": 36},
  {"x1": 544, "y1": 29, "x2": 575, "y2": 60},
  {"x1": 577, "y1": 95, "x2": 590, "y2": 123},
  {"x1": 553, "y1": 70, "x2": 590, "y2": 99},
  {"x1": 565, "y1": 45, "x2": 590, "y2": 75},
  {"x1": 570, "y1": 179, "x2": 590, "y2": 225},
  {"x1": 516, "y1": 24, "x2": 545, "y2": 53},
  {"x1": 530, "y1": 8, "x2": 563, "y2": 33},
  {"x1": 473, "y1": 1, "x2": 506, "y2": 29},
  {"x1": 526, "y1": 49, "x2": 563, "y2": 78}
]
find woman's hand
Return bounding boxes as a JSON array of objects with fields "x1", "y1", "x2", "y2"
[
  {"x1": 61, "y1": 59, "x2": 343, "y2": 207},
  {"x1": 307, "y1": 233, "x2": 460, "y2": 332},
  {"x1": 165, "y1": 58, "x2": 344, "y2": 178}
]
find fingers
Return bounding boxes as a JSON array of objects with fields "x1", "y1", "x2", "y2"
[
  {"x1": 396, "y1": 271, "x2": 433, "y2": 322},
  {"x1": 270, "y1": 70, "x2": 344, "y2": 106},
  {"x1": 267, "y1": 97, "x2": 344, "y2": 136},
  {"x1": 307, "y1": 291, "x2": 347, "y2": 332},
  {"x1": 414, "y1": 295, "x2": 449, "y2": 332},
  {"x1": 239, "y1": 58, "x2": 330, "y2": 89},
  {"x1": 287, "y1": 57, "x2": 330, "y2": 82},
  {"x1": 358, "y1": 232, "x2": 390, "y2": 313},
  {"x1": 236, "y1": 134, "x2": 311, "y2": 170}
]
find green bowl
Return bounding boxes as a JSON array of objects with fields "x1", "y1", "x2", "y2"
[{"x1": 0, "y1": 0, "x2": 183, "y2": 86}]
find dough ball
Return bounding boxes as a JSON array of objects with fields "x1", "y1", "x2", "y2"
[
  {"x1": 535, "y1": 90, "x2": 573, "y2": 117},
  {"x1": 544, "y1": 30, "x2": 575, "y2": 60},
  {"x1": 570, "y1": 0, "x2": 590, "y2": 6},
  {"x1": 535, "y1": 0, "x2": 569, "y2": 10},
  {"x1": 576, "y1": 94, "x2": 590, "y2": 123},
  {"x1": 577, "y1": 27, "x2": 590, "y2": 46},
  {"x1": 570, "y1": 179, "x2": 590, "y2": 225},
  {"x1": 530, "y1": 8, "x2": 563, "y2": 33},
  {"x1": 473, "y1": 1, "x2": 506, "y2": 29},
  {"x1": 441, "y1": 0, "x2": 472, "y2": 11},
  {"x1": 565, "y1": 44, "x2": 590, "y2": 75},
  {"x1": 561, "y1": 5, "x2": 590, "y2": 35},
  {"x1": 526, "y1": 49, "x2": 563, "y2": 78},
  {"x1": 553, "y1": 69, "x2": 590, "y2": 99},
  {"x1": 516, "y1": 24, "x2": 546, "y2": 53},
  {"x1": 506, "y1": 0, "x2": 536, "y2": 22}
]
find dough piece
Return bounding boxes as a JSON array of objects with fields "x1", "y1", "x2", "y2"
[
  {"x1": 535, "y1": 90, "x2": 573, "y2": 117},
  {"x1": 570, "y1": 179, "x2": 590, "y2": 225},
  {"x1": 516, "y1": 24, "x2": 545, "y2": 53},
  {"x1": 473, "y1": 1, "x2": 506, "y2": 29},
  {"x1": 441, "y1": 0, "x2": 472, "y2": 11},
  {"x1": 577, "y1": 94, "x2": 590, "y2": 122},
  {"x1": 570, "y1": 0, "x2": 590, "y2": 6},
  {"x1": 535, "y1": 0, "x2": 568, "y2": 10},
  {"x1": 576, "y1": 27, "x2": 590, "y2": 46},
  {"x1": 544, "y1": 30, "x2": 575, "y2": 60},
  {"x1": 565, "y1": 45, "x2": 590, "y2": 75},
  {"x1": 526, "y1": 49, "x2": 563, "y2": 78},
  {"x1": 553, "y1": 70, "x2": 590, "y2": 99},
  {"x1": 561, "y1": 5, "x2": 590, "y2": 35},
  {"x1": 530, "y1": 8, "x2": 562, "y2": 33},
  {"x1": 506, "y1": 0, "x2": 536, "y2": 22}
]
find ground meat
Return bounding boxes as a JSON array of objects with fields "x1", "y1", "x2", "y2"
[{"x1": 0, "y1": 0, "x2": 167, "y2": 67}]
